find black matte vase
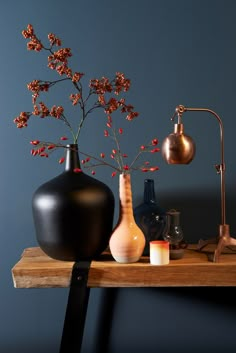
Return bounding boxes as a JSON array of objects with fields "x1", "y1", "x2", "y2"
[
  {"x1": 32, "y1": 144, "x2": 115, "y2": 261},
  {"x1": 133, "y1": 179, "x2": 167, "y2": 256}
]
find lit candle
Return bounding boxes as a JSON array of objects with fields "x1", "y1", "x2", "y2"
[{"x1": 150, "y1": 240, "x2": 169, "y2": 265}]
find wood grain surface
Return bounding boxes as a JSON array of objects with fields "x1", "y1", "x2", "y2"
[{"x1": 11, "y1": 245, "x2": 236, "y2": 288}]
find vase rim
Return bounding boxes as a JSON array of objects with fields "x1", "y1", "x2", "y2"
[{"x1": 66, "y1": 143, "x2": 78, "y2": 148}]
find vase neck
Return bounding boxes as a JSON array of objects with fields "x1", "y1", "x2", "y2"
[
  {"x1": 119, "y1": 173, "x2": 134, "y2": 220},
  {"x1": 167, "y1": 210, "x2": 180, "y2": 226},
  {"x1": 144, "y1": 179, "x2": 156, "y2": 203},
  {"x1": 65, "y1": 144, "x2": 81, "y2": 171}
]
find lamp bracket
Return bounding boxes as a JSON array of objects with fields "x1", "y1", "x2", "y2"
[
  {"x1": 175, "y1": 105, "x2": 186, "y2": 115},
  {"x1": 215, "y1": 163, "x2": 225, "y2": 174},
  {"x1": 171, "y1": 105, "x2": 187, "y2": 123}
]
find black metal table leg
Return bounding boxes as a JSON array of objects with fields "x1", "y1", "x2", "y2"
[{"x1": 59, "y1": 261, "x2": 91, "y2": 353}]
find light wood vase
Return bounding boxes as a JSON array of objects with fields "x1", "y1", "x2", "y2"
[{"x1": 109, "y1": 173, "x2": 145, "y2": 263}]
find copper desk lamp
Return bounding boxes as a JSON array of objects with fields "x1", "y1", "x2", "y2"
[{"x1": 162, "y1": 104, "x2": 236, "y2": 262}]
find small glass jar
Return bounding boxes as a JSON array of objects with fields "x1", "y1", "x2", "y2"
[{"x1": 163, "y1": 209, "x2": 187, "y2": 259}]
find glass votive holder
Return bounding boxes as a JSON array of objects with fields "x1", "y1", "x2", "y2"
[{"x1": 150, "y1": 240, "x2": 169, "y2": 265}]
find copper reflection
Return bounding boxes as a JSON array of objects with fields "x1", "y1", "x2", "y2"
[{"x1": 162, "y1": 123, "x2": 196, "y2": 164}]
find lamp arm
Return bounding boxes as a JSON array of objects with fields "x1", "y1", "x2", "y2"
[{"x1": 175, "y1": 105, "x2": 226, "y2": 225}]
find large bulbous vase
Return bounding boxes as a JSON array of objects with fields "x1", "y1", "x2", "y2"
[
  {"x1": 32, "y1": 144, "x2": 115, "y2": 261},
  {"x1": 109, "y1": 173, "x2": 145, "y2": 263}
]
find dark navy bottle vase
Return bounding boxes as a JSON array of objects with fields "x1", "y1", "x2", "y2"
[
  {"x1": 134, "y1": 179, "x2": 166, "y2": 256},
  {"x1": 32, "y1": 144, "x2": 115, "y2": 261}
]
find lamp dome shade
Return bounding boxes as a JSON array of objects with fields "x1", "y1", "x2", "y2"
[{"x1": 162, "y1": 129, "x2": 196, "y2": 164}]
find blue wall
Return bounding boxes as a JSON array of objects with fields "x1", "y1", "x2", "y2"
[{"x1": 1, "y1": 1, "x2": 236, "y2": 352}]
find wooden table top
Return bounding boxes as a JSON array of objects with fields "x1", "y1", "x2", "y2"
[{"x1": 11, "y1": 245, "x2": 236, "y2": 288}]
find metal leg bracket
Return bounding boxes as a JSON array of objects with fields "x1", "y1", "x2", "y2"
[{"x1": 59, "y1": 260, "x2": 91, "y2": 353}]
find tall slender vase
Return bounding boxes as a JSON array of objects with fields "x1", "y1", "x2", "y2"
[
  {"x1": 32, "y1": 144, "x2": 115, "y2": 261},
  {"x1": 109, "y1": 173, "x2": 145, "y2": 263}
]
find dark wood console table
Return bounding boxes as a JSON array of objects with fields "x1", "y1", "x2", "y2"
[{"x1": 11, "y1": 245, "x2": 236, "y2": 352}]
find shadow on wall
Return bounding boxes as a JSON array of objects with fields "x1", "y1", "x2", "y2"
[
  {"x1": 90, "y1": 287, "x2": 236, "y2": 353},
  {"x1": 134, "y1": 186, "x2": 236, "y2": 244}
]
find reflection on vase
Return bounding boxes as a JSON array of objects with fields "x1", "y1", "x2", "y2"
[
  {"x1": 32, "y1": 144, "x2": 115, "y2": 261},
  {"x1": 134, "y1": 179, "x2": 167, "y2": 256},
  {"x1": 109, "y1": 173, "x2": 145, "y2": 263}
]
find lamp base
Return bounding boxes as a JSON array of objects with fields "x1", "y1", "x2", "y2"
[{"x1": 198, "y1": 224, "x2": 236, "y2": 262}]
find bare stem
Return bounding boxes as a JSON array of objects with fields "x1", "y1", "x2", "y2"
[
  {"x1": 110, "y1": 128, "x2": 123, "y2": 170},
  {"x1": 129, "y1": 150, "x2": 143, "y2": 169}
]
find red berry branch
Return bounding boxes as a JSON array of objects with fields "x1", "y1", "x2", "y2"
[
  {"x1": 13, "y1": 24, "x2": 138, "y2": 158},
  {"x1": 13, "y1": 24, "x2": 160, "y2": 176},
  {"x1": 80, "y1": 116, "x2": 160, "y2": 176}
]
